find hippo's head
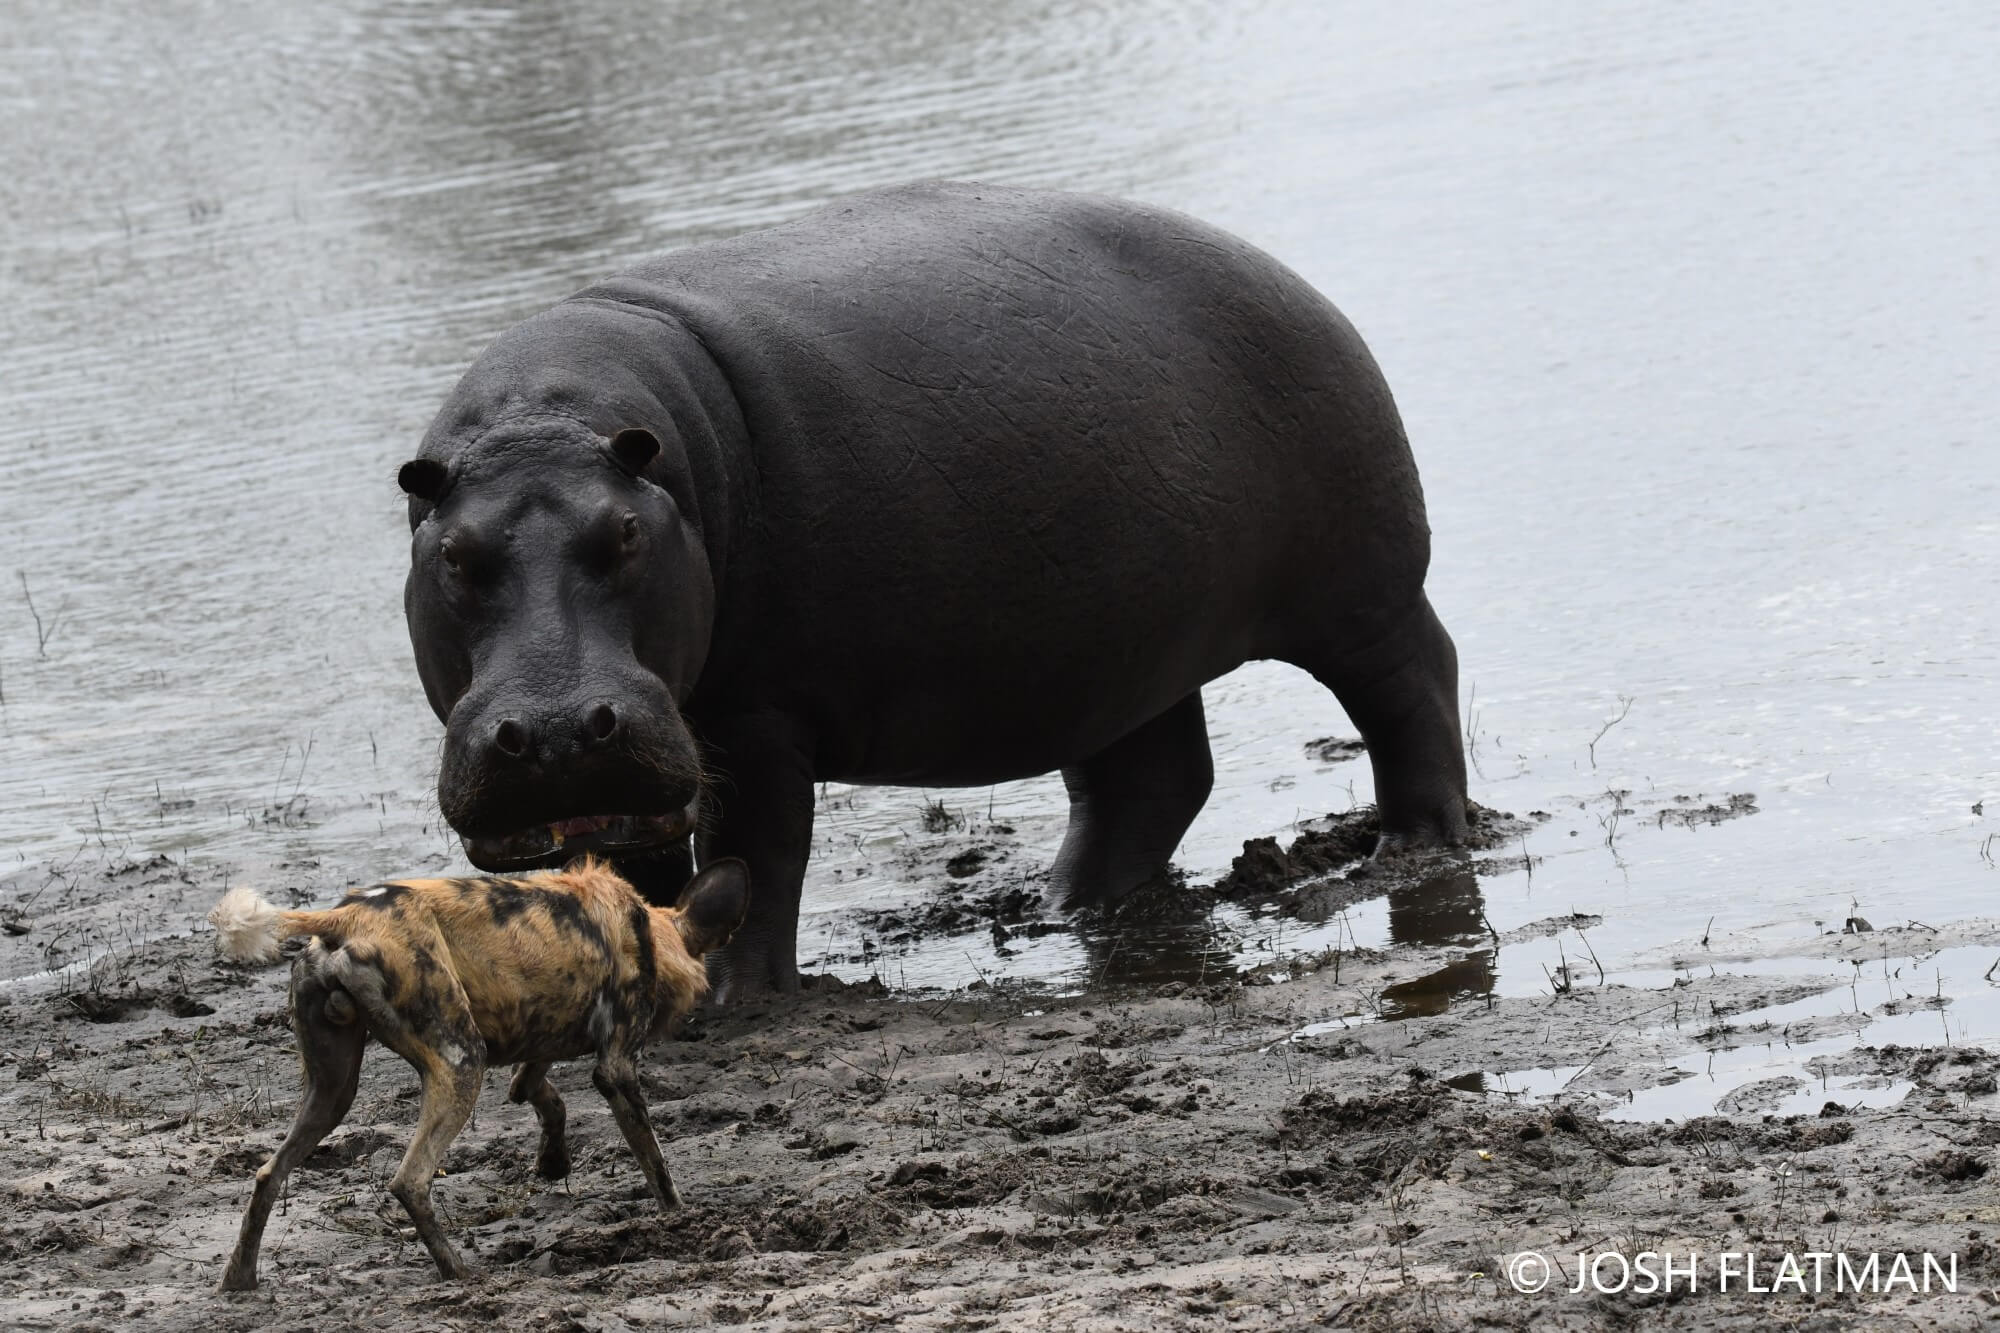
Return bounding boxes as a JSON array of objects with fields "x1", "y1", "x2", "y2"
[{"x1": 399, "y1": 421, "x2": 712, "y2": 872}]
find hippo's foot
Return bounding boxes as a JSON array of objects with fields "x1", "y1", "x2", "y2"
[
  {"x1": 1046, "y1": 693, "x2": 1214, "y2": 913},
  {"x1": 1348, "y1": 808, "x2": 1470, "y2": 879},
  {"x1": 1046, "y1": 831, "x2": 1187, "y2": 913},
  {"x1": 707, "y1": 933, "x2": 803, "y2": 1004},
  {"x1": 1371, "y1": 802, "x2": 1471, "y2": 859}
]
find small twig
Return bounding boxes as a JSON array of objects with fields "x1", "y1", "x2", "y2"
[
  {"x1": 1463, "y1": 682, "x2": 1486, "y2": 778},
  {"x1": 1561, "y1": 1035, "x2": 1618, "y2": 1090},
  {"x1": 1587, "y1": 695, "x2": 1634, "y2": 769},
  {"x1": 290, "y1": 734, "x2": 315, "y2": 801},
  {"x1": 1574, "y1": 925, "x2": 1606, "y2": 986},
  {"x1": 20, "y1": 572, "x2": 67, "y2": 657}
]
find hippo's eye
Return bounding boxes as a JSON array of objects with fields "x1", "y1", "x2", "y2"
[
  {"x1": 440, "y1": 538, "x2": 462, "y2": 574},
  {"x1": 619, "y1": 512, "x2": 641, "y2": 551}
]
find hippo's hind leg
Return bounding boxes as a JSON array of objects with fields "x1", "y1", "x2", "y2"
[
  {"x1": 218, "y1": 946, "x2": 367, "y2": 1292},
  {"x1": 1047, "y1": 691, "x2": 1214, "y2": 911},
  {"x1": 1289, "y1": 594, "x2": 1469, "y2": 853}
]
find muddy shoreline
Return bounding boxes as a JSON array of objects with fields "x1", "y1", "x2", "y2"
[{"x1": 2, "y1": 830, "x2": 1997, "y2": 1331}]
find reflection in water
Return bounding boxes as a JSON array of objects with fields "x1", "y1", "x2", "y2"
[
  {"x1": 1385, "y1": 869, "x2": 1489, "y2": 951},
  {"x1": 1380, "y1": 953, "x2": 1495, "y2": 1020},
  {"x1": 1379, "y1": 870, "x2": 1497, "y2": 1019},
  {"x1": 1060, "y1": 864, "x2": 1503, "y2": 1002},
  {"x1": 1072, "y1": 878, "x2": 1243, "y2": 990}
]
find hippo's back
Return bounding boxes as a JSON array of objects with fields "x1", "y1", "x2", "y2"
[
  {"x1": 592, "y1": 181, "x2": 1422, "y2": 537},
  {"x1": 579, "y1": 183, "x2": 1432, "y2": 778}
]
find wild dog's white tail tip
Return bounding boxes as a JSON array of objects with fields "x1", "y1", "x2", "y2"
[{"x1": 209, "y1": 885, "x2": 285, "y2": 964}]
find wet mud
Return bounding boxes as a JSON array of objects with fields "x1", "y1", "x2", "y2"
[
  {"x1": 3, "y1": 839, "x2": 1998, "y2": 1330},
  {"x1": 1211, "y1": 802, "x2": 1529, "y2": 910}
]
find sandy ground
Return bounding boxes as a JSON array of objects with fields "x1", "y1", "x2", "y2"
[{"x1": 3, "y1": 834, "x2": 1999, "y2": 1331}]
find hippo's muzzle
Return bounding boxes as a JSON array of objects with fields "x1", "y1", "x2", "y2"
[{"x1": 437, "y1": 678, "x2": 706, "y2": 873}]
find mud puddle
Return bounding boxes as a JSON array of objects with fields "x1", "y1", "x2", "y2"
[{"x1": 773, "y1": 773, "x2": 2000, "y2": 1135}]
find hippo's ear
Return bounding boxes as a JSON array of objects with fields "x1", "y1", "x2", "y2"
[
  {"x1": 397, "y1": 458, "x2": 449, "y2": 502},
  {"x1": 673, "y1": 857, "x2": 750, "y2": 958},
  {"x1": 609, "y1": 427, "x2": 660, "y2": 476}
]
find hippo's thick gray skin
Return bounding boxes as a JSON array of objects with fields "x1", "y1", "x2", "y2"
[{"x1": 400, "y1": 182, "x2": 1469, "y2": 999}]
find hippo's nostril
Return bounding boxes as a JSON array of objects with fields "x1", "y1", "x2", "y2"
[
  {"x1": 587, "y1": 703, "x2": 619, "y2": 743},
  {"x1": 494, "y1": 718, "x2": 530, "y2": 759}
]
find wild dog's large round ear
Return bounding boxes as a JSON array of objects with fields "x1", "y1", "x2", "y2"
[
  {"x1": 674, "y1": 858, "x2": 751, "y2": 957},
  {"x1": 609, "y1": 427, "x2": 661, "y2": 476},
  {"x1": 397, "y1": 458, "x2": 449, "y2": 502}
]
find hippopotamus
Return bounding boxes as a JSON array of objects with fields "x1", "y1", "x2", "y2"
[{"x1": 399, "y1": 181, "x2": 1469, "y2": 998}]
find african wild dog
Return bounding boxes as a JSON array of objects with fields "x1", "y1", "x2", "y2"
[{"x1": 206, "y1": 855, "x2": 749, "y2": 1290}]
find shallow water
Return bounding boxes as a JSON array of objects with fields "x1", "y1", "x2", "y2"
[{"x1": 2, "y1": 1, "x2": 1996, "y2": 1106}]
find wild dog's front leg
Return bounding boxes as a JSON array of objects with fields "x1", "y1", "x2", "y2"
[
  {"x1": 591, "y1": 1052, "x2": 680, "y2": 1210},
  {"x1": 507, "y1": 1061, "x2": 569, "y2": 1181}
]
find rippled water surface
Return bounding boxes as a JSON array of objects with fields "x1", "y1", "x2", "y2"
[{"x1": 3, "y1": 0, "x2": 1996, "y2": 1079}]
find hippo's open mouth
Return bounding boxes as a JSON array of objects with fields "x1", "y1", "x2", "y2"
[{"x1": 461, "y1": 801, "x2": 698, "y2": 872}]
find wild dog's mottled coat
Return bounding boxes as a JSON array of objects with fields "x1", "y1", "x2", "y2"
[{"x1": 208, "y1": 856, "x2": 749, "y2": 1290}]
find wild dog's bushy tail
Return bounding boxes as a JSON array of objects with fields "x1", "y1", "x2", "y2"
[{"x1": 208, "y1": 887, "x2": 348, "y2": 965}]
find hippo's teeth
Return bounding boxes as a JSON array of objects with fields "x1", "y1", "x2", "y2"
[
  {"x1": 466, "y1": 803, "x2": 699, "y2": 872},
  {"x1": 551, "y1": 814, "x2": 616, "y2": 838}
]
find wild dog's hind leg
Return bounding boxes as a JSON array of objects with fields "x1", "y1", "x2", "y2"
[
  {"x1": 218, "y1": 946, "x2": 366, "y2": 1292},
  {"x1": 506, "y1": 1062, "x2": 569, "y2": 1180},
  {"x1": 330, "y1": 936, "x2": 484, "y2": 1281},
  {"x1": 1047, "y1": 691, "x2": 1214, "y2": 911},
  {"x1": 591, "y1": 1050, "x2": 680, "y2": 1210},
  {"x1": 1289, "y1": 594, "x2": 1469, "y2": 853}
]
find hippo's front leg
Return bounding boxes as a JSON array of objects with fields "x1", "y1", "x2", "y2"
[
  {"x1": 694, "y1": 713, "x2": 816, "y2": 1001},
  {"x1": 617, "y1": 839, "x2": 699, "y2": 913}
]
